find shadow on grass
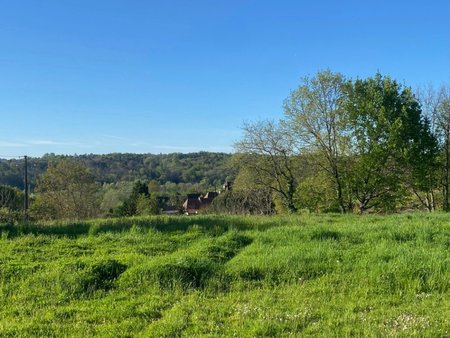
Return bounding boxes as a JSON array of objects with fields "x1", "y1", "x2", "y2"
[{"x1": 0, "y1": 215, "x2": 289, "y2": 239}]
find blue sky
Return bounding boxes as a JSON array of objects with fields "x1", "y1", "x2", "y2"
[{"x1": 1, "y1": 0, "x2": 449, "y2": 157}]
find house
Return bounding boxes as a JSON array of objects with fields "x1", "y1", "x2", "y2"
[
  {"x1": 182, "y1": 192, "x2": 218, "y2": 215},
  {"x1": 202, "y1": 191, "x2": 218, "y2": 203},
  {"x1": 183, "y1": 194, "x2": 202, "y2": 214}
]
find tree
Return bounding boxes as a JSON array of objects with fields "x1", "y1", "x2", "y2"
[
  {"x1": 293, "y1": 171, "x2": 338, "y2": 213},
  {"x1": 234, "y1": 120, "x2": 298, "y2": 213},
  {"x1": 148, "y1": 180, "x2": 160, "y2": 193},
  {"x1": 100, "y1": 181, "x2": 134, "y2": 216},
  {"x1": 404, "y1": 117, "x2": 439, "y2": 212},
  {"x1": 0, "y1": 184, "x2": 24, "y2": 223},
  {"x1": 113, "y1": 180, "x2": 168, "y2": 216},
  {"x1": 32, "y1": 159, "x2": 100, "y2": 220},
  {"x1": 136, "y1": 193, "x2": 160, "y2": 215},
  {"x1": 345, "y1": 74, "x2": 438, "y2": 213},
  {"x1": 436, "y1": 86, "x2": 450, "y2": 210},
  {"x1": 209, "y1": 189, "x2": 275, "y2": 215},
  {"x1": 283, "y1": 70, "x2": 350, "y2": 213},
  {"x1": 0, "y1": 184, "x2": 23, "y2": 211},
  {"x1": 114, "y1": 181, "x2": 149, "y2": 216},
  {"x1": 419, "y1": 84, "x2": 450, "y2": 211}
]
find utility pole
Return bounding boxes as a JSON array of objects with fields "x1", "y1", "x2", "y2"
[{"x1": 24, "y1": 155, "x2": 29, "y2": 220}]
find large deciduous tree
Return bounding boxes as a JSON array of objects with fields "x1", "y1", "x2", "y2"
[
  {"x1": 234, "y1": 120, "x2": 298, "y2": 213},
  {"x1": 419, "y1": 84, "x2": 450, "y2": 211},
  {"x1": 283, "y1": 70, "x2": 350, "y2": 213},
  {"x1": 345, "y1": 74, "x2": 438, "y2": 213},
  {"x1": 33, "y1": 159, "x2": 100, "y2": 220}
]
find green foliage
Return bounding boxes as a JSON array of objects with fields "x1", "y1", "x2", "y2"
[
  {"x1": 210, "y1": 190, "x2": 275, "y2": 215},
  {"x1": 294, "y1": 172, "x2": 339, "y2": 212},
  {"x1": 114, "y1": 181, "x2": 163, "y2": 217},
  {"x1": 31, "y1": 159, "x2": 100, "y2": 220},
  {"x1": 284, "y1": 70, "x2": 350, "y2": 213},
  {"x1": 136, "y1": 193, "x2": 161, "y2": 216},
  {"x1": 234, "y1": 121, "x2": 298, "y2": 212},
  {"x1": 0, "y1": 152, "x2": 232, "y2": 191},
  {"x1": 99, "y1": 181, "x2": 134, "y2": 215},
  {"x1": 0, "y1": 184, "x2": 23, "y2": 211},
  {"x1": 233, "y1": 71, "x2": 441, "y2": 214},
  {"x1": 0, "y1": 207, "x2": 21, "y2": 224},
  {"x1": 345, "y1": 74, "x2": 438, "y2": 212},
  {"x1": 0, "y1": 185, "x2": 24, "y2": 224}
]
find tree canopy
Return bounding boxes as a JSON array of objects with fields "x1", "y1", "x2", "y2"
[
  {"x1": 32, "y1": 159, "x2": 100, "y2": 220},
  {"x1": 235, "y1": 71, "x2": 442, "y2": 214}
]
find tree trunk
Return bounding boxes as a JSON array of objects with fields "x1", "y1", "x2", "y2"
[
  {"x1": 286, "y1": 179, "x2": 297, "y2": 213},
  {"x1": 335, "y1": 174, "x2": 345, "y2": 214}
]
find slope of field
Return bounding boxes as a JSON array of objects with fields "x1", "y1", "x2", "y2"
[{"x1": 0, "y1": 214, "x2": 449, "y2": 337}]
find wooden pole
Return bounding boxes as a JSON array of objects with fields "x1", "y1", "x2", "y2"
[{"x1": 24, "y1": 155, "x2": 28, "y2": 219}]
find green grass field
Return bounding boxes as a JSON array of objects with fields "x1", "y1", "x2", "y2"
[{"x1": 1, "y1": 213, "x2": 449, "y2": 337}]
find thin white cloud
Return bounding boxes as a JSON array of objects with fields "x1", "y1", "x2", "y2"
[
  {"x1": 0, "y1": 141, "x2": 26, "y2": 147},
  {"x1": 29, "y1": 140, "x2": 59, "y2": 145},
  {"x1": 99, "y1": 134, "x2": 129, "y2": 141},
  {"x1": 29, "y1": 140, "x2": 82, "y2": 146}
]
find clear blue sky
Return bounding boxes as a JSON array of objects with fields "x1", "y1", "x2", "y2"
[{"x1": 1, "y1": 0, "x2": 449, "y2": 158}]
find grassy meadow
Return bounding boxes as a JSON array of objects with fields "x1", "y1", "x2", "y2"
[{"x1": 0, "y1": 213, "x2": 449, "y2": 337}]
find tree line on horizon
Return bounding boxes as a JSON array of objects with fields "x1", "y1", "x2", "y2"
[
  {"x1": 0, "y1": 152, "x2": 232, "y2": 189},
  {"x1": 0, "y1": 152, "x2": 233, "y2": 222},
  {"x1": 2, "y1": 70, "x2": 450, "y2": 221}
]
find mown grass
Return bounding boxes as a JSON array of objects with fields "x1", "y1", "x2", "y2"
[{"x1": 0, "y1": 213, "x2": 449, "y2": 337}]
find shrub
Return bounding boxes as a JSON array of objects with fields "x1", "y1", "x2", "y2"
[{"x1": 210, "y1": 190, "x2": 275, "y2": 215}]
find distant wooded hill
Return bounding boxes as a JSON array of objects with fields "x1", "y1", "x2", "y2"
[{"x1": 0, "y1": 152, "x2": 233, "y2": 190}]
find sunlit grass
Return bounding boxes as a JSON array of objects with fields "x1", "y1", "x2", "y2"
[{"x1": 0, "y1": 213, "x2": 449, "y2": 336}]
